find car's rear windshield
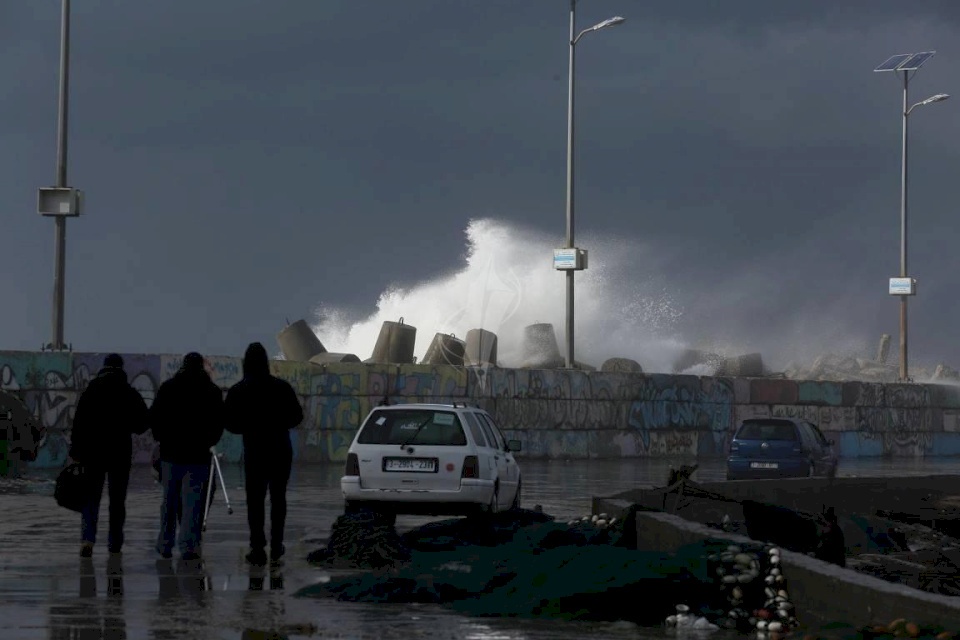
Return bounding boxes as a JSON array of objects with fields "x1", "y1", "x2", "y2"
[
  {"x1": 357, "y1": 409, "x2": 467, "y2": 446},
  {"x1": 735, "y1": 421, "x2": 799, "y2": 441}
]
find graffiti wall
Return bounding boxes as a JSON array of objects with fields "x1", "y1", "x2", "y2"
[{"x1": 2, "y1": 349, "x2": 960, "y2": 468}]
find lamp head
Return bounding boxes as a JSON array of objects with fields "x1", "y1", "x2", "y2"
[{"x1": 592, "y1": 16, "x2": 626, "y2": 31}]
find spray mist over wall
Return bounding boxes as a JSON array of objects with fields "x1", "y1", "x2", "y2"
[{"x1": 310, "y1": 218, "x2": 870, "y2": 374}]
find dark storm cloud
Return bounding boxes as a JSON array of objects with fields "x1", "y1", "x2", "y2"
[{"x1": 1, "y1": 1, "x2": 958, "y2": 370}]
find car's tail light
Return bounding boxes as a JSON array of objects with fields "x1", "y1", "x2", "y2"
[
  {"x1": 344, "y1": 453, "x2": 360, "y2": 477},
  {"x1": 461, "y1": 455, "x2": 479, "y2": 479},
  {"x1": 729, "y1": 442, "x2": 739, "y2": 453}
]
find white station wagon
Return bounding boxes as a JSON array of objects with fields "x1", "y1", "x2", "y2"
[{"x1": 341, "y1": 403, "x2": 522, "y2": 521}]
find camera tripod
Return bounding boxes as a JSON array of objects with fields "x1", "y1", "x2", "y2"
[{"x1": 202, "y1": 446, "x2": 233, "y2": 532}]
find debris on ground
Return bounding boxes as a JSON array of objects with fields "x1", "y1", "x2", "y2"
[
  {"x1": 306, "y1": 510, "x2": 411, "y2": 569},
  {"x1": 298, "y1": 506, "x2": 799, "y2": 631}
]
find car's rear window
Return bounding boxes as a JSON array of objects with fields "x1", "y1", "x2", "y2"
[
  {"x1": 357, "y1": 409, "x2": 467, "y2": 446},
  {"x1": 735, "y1": 421, "x2": 799, "y2": 441}
]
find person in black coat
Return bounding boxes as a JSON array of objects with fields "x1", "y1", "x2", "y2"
[
  {"x1": 225, "y1": 342, "x2": 303, "y2": 565},
  {"x1": 150, "y1": 352, "x2": 225, "y2": 560},
  {"x1": 68, "y1": 353, "x2": 149, "y2": 557}
]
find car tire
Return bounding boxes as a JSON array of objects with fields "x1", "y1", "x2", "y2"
[
  {"x1": 511, "y1": 479, "x2": 522, "y2": 511},
  {"x1": 485, "y1": 483, "x2": 500, "y2": 515}
]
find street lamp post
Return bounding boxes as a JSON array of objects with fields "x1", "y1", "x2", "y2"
[
  {"x1": 560, "y1": 1, "x2": 624, "y2": 369},
  {"x1": 874, "y1": 51, "x2": 948, "y2": 381},
  {"x1": 38, "y1": 0, "x2": 83, "y2": 351}
]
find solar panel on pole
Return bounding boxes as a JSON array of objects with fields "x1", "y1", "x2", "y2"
[
  {"x1": 875, "y1": 53, "x2": 913, "y2": 72},
  {"x1": 898, "y1": 51, "x2": 936, "y2": 71}
]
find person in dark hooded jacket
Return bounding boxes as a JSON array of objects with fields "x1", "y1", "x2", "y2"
[
  {"x1": 150, "y1": 352, "x2": 225, "y2": 560},
  {"x1": 69, "y1": 353, "x2": 149, "y2": 557},
  {"x1": 225, "y1": 342, "x2": 303, "y2": 565}
]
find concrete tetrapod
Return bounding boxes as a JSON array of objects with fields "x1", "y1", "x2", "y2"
[
  {"x1": 520, "y1": 323, "x2": 564, "y2": 369},
  {"x1": 423, "y1": 333, "x2": 466, "y2": 366},
  {"x1": 277, "y1": 319, "x2": 326, "y2": 362},
  {"x1": 465, "y1": 329, "x2": 498, "y2": 368},
  {"x1": 368, "y1": 319, "x2": 417, "y2": 364}
]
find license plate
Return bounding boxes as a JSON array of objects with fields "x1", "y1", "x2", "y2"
[
  {"x1": 750, "y1": 462, "x2": 779, "y2": 469},
  {"x1": 383, "y1": 457, "x2": 437, "y2": 472}
]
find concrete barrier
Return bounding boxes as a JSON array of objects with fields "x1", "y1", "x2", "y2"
[
  {"x1": 4, "y1": 349, "x2": 960, "y2": 466},
  {"x1": 625, "y1": 509, "x2": 960, "y2": 631}
]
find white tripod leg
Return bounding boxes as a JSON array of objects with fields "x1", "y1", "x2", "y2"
[
  {"x1": 202, "y1": 458, "x2": 216, "y2": 532},
  {"x1": 211, "y1": 450, "x2": 233, "y2": 514}
]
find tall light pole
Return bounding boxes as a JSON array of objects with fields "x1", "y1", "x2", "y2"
[
  {"x1": 874, "y1": 51, "x2": 948, "y2": 381},
  {"x1": 38, "y1": 0, "x2": 83, "y2": 351},
  {"x1": 558, "y1": 1, "x2": 624, "y2": 369}
]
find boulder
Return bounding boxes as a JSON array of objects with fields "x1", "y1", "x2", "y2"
[{"x1": 601, "y1": 358, "x2": 643, "y2": 373}]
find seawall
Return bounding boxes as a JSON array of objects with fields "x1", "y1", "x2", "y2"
[{"x1": 3, "y1": 350, "x2": 960, "y2": 468}]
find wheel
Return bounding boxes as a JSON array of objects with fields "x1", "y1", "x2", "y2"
[
  {"x1": 485, "y1": 483, "x2": 500, "y2": 515},
  {"x1": 511, "y1": 479, "x2": 522, "y2": 510}
]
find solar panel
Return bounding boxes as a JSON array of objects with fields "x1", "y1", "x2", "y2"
[
  {"x1": 875, "y1": 53, "x2": 913, "y2": 72},
  {"x1": 898, "y1": 51, "x2": 936, "y2": 71}
]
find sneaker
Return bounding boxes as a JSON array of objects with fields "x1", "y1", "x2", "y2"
[
  {"x1": 270, "y1": 545, "x2": 285, "y2": 563},
  {"x1": 80, "y1": 543, "x2": 94, "y2": 558},
  {"x1": 245, "y1": 549, "x2": 267, "y2": 566}
]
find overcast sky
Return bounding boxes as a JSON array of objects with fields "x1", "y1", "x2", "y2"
[{"x1": 3, "y1": 1, "x2": 960, "y2": 373}]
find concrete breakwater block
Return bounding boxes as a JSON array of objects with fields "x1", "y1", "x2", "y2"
[
  {"x1": 673, "y1": 349, "x2": 764, "y2": 377},
  {"x1": 423, "y1": 333, "x2": 466, "y2": 366},
  {"x1": 521, "y1": 323, "x2": 564, "y2": 369},
  {"x1": 309, "y1": 353, "x2": 361, "y2": 364},
  {"x1": 369, "y1": 319, "x2": 417, "y2": 364},
  {"x1": 717, "y1": 353, "x2": 765, "y2": 378},
  {"x1": 673, "y1": 349, "x2": 723, "y2": 374},
  {"x1": 465, "y1": 329, "x2": 498, "y2": 367},
  {"x1": 601, "y1": 358, "x2": 643, "y2": 373},
  {"x1": 277, "y1": 319, "x2": 326, "y2": 362}
]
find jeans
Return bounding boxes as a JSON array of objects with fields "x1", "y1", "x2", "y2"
[
  {"x1": 80, "y1": 464, "x2": 131, "y2": 551},
  {"x1": 244, "y1": 447, "x2": 292, "y2": 553},
  {"x1": 156, "y1": 461, "x2": 209, "y2": 556}
]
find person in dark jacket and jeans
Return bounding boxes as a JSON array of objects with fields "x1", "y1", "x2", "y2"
[
  {"x1": 150, "y1": 352, "x2": 225, "y2": 560},
  {"x1": 225, "y1": 342, "x2": 303, "y2": 565},
  {"x1": 69, "y1": 353, "x2": 149, "y2": 557}
]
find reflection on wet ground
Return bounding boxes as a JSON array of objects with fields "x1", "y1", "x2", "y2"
[{"x1": 4, "y1": 457, "x2": 958, "y2": 639}]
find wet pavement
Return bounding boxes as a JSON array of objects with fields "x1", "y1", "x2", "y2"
[{"x1": 2, "y1": 456, "x2": 959, "y2": 639}]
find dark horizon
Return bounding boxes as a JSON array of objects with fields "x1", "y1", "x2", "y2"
[{"x1": 2, "y1": 1, "x2": 959, "y2": 372}]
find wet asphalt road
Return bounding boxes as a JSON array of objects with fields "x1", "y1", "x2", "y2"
[{"x1": 2, "y1": 457, "x2": 959, "y2": 639}]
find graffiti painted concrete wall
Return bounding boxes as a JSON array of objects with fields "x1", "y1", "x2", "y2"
[{"x1": 2, "y1": 350, "x2": 960, "y2": 467}]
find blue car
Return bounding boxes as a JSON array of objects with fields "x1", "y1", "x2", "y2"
[{"x1": 726, "y1": 417, "x2": 838, "y2": 481}]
